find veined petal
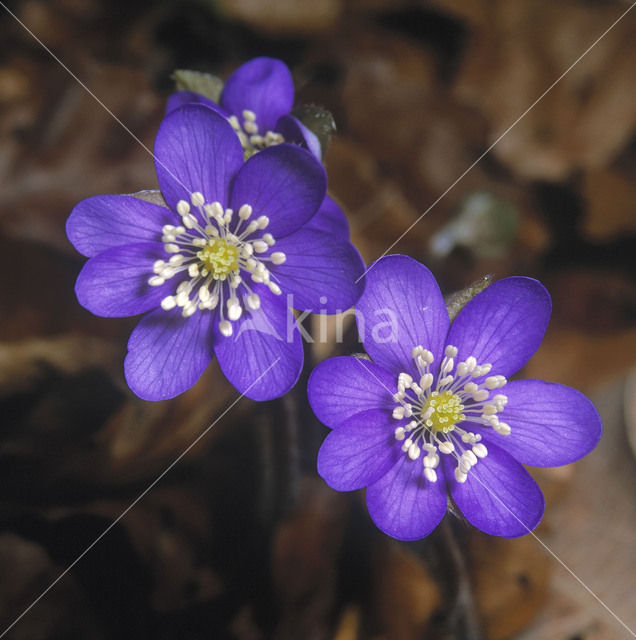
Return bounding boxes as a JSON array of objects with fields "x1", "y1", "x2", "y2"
[
  {"x1": 165, "y1": 91, "x2": 228, "y2": 116},
  {"x1": 366, "y1": 455, "x2": 447, "y2": 541},
  {"x1": 230, "y1": 144, "x2": 326, "y2": 238},
  {"x1": 221, "y1": 57, "x2": 294, "y2": 132},
  {"x1": 125, "y1": 306, "x2": 216, "y2": 401},
  {"x1": 480, "y1": 379, "x2": 602, "y2": 467},
  {"x1": 230, "y1": 144, "x2": 327, "y2": 240},
  {"x1": 355, "y1": 255, "x2": 449, "y2": 378},
  {"x1": 317, "y1": 409, "x2": 403, "y2": 491},
  {"x1": 447, "y1": 277, "x2": 551, "y2": 379},
  {"x1": 304, "y1": 195, "x2": 350, "y2": 238},
  {"x1": 154, "y1": 105, "x2": 243, "y2": 213},
  {"x1": 75, "y1": 243, "x2": 174, "y2": 317},
  {"x1": 214, "y1": 287, "x2": 303, "y2": 401},
  {"x1": 275, "y1": 114, "x2": 322, "y2": 161},
  {"x1": 67, "y1": 195, "x2": 178, "y2": 258},
  {"x1": 308, "y1": 356, "x2": 396, "y2": 429},
  {"x1": 271, "y1": 228, "x2": 365, "y2": 313},
  {"x1": 444, "y1": 442, "x2": 545, "y2": 538}
]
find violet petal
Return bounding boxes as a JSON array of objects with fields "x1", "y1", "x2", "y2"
[
  {"x1": 480, "y1": 379, "x2": 602, "y2": 467},
  {"x1": 444, "y1": 442, "x2": 545, "y2": 537},
  {"x1": 221, "y1": 57, "x2": 294, "y2": 132},
  {"x1": 230, "y1": 144, "x2": 326, "y2": 238},
  {"x1": 213, "y1": 286, "x2": 303, "y2": 401},
  {"x1": 124, "y1": 306, "x2": 216, "y2": 401},
  {"x1": 308, "y1": 356, "x2": 396, "y2": 429},
  {"x1": 67, "y1": 195, "x2": 178, "y2": 258},
  {"x1": 154, "y1": 105, "x2": 243, "y2": 213},
  {"x1": 271, "y1": 228, "x2": 365, "y2": 313},
  {"x1": 366, "y1": 455, "x2": 447, "y2": 541},
  {"x1": 356, "y1": 255, "x2": 449, "y2": 378},
  {"x1": 317, "y1": 409, "x2": 403, "y2": 491},
  {"x1": 447, "y1": 277, "x2": 551, "y2": 379},
  {"x1": 75, "y1": 242, "x2": 175, "y2": 317}
]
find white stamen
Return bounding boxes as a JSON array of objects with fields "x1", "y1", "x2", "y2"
[
  {"x1": 472, "y1": 443, "x2": 488, "y2": 458},
  {"x1": 161, "y1": 296, "x2": 176, "y2": 310},
  {"x1": 270, "y1": 252, "x2": 286, "y2": 265},
  {"x1": 408, "y1": 443, "x2": 420, "y2": 460},
  {"x1": 246, "y1": 293, "x2": 261, "y2": 310},
  {"x1": 238, "y1": 204, "x2": 253, "y2": 220},
  {"x1": 423, "y1": 468, "x2": 437, "y2": 483},
  {"x1": 454, "y1": 468, "x2": 468, "y2": 483},
  {"x1": 438, "y1": 441, "x2": 455, "y2": 454},
  {"x1": 228, "y1": 303, "x2": 242, "y2": 321}
]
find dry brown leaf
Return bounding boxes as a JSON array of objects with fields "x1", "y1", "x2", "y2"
[
  {"x1": 454, "y1": 0, "x2": 636, "y2": 180},
  {"x1": 372, "y1": 541, "x2": 442, "y2": 639},
  {"x1": 583, "y1": 168, "x2": 636, "y2": 240}
]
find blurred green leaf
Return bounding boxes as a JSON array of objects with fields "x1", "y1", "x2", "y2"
[
  {"x1": 291, "y1": 104, "x2": 336, "y2": 158},
  {"x1": 172, "y1": 69, "x2": 223, "y2": 103}
]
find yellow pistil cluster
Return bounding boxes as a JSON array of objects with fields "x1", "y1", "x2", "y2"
[
  {"x1": 197, "y1": 238, "x2": 239, "y2": 280},
  {"x1": 423, "y1": 390, "x2": 466, "y2": 433}
]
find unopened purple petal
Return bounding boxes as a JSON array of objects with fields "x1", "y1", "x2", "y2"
[
  {"x1": 308, "y1": 356, "x2": 396, "y2": 429},
  {"x1": 230, "y1": 144, "x2": 326, "y2": 238},
  {"x1": 67, "y1": 195, "x2": 178, "y2": 258},
  {"x1": 355, "y1": 255, "x2": 449, "y2": 378},
  {"x1": 154, "y1": 105, "x2": 243, "y2": 212},
  {"x1": 480, "y1": 380, "x2": 602, "y2": 467},
  {"x1": 75, "y1": 243, "x2": 174, "y2": 317},
  {"x1": 221, "y1": 57, "x2": 294, "y2": 132},
  {"x1": 305, "y1": 195, "x2": 349, "y2": 238},
  {"x1": 165, "y1": 91, "x2": 227, "y2": 116},
  {"x1": 444, "y1": 442, "x2": 545, "y2": 537},
  {"x1": 366, "y1": 455, "x2": 447, "y2": 541},
  {"x1": 271, "y1": 228, "x2": 364, "y2": 313},
  {"x1": 214, "y1": 287, "x2": 302, "y2": 401},
  {"x1": 318, "y1": 409, "x2": 403, "y2": 491},
  {"x1": 276, "y1": 114, "x2": 322, "y2": 161},
  {"x1": 447, "y1": 277, "x2": 551, "y2": 379},
  {"x1": 125, "y1": 307, "x2": 216, "y2": 401}
]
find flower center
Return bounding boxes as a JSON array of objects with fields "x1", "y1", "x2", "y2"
[
  {"x1": 229, "y1": 110, "x2": 285, "y2": 159},
  {"x1": 392, "y1": 345, "x2": 510, "y2": 485},
  {"x1": 422, "y1": 390, "x2": 465, "y2": 433},
  {"x1": 147, "y1": 191, "x2": 287, "y2": 337},
  {"x1": 198, "y1": 238, "x2": 239, "y2": 279}
]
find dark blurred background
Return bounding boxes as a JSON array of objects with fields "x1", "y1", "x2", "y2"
[{"x1": 0, "y1": 0, "x2": 635, "y2": 638}]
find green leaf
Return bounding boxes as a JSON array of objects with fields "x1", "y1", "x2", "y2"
[
  {"x1": 291, "y1": 104, "x2": 336, "y2": 158},
  {"x1": 172, "y1": 69, "x2": 223, "y2": 103}
]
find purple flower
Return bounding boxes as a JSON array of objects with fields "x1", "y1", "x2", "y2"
[
  {"x1": 67, "y1": 105, "x2": 365, "y2": 402},
  {"x1": 308, "y1": 255, "x2": 602, "y2": 540},
  {"x1": 168, "y1": 56, "x2": 322, "y2": 161},
  {"x1": 168, "y1": 57, "x2": 349, "y2": 239}
]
